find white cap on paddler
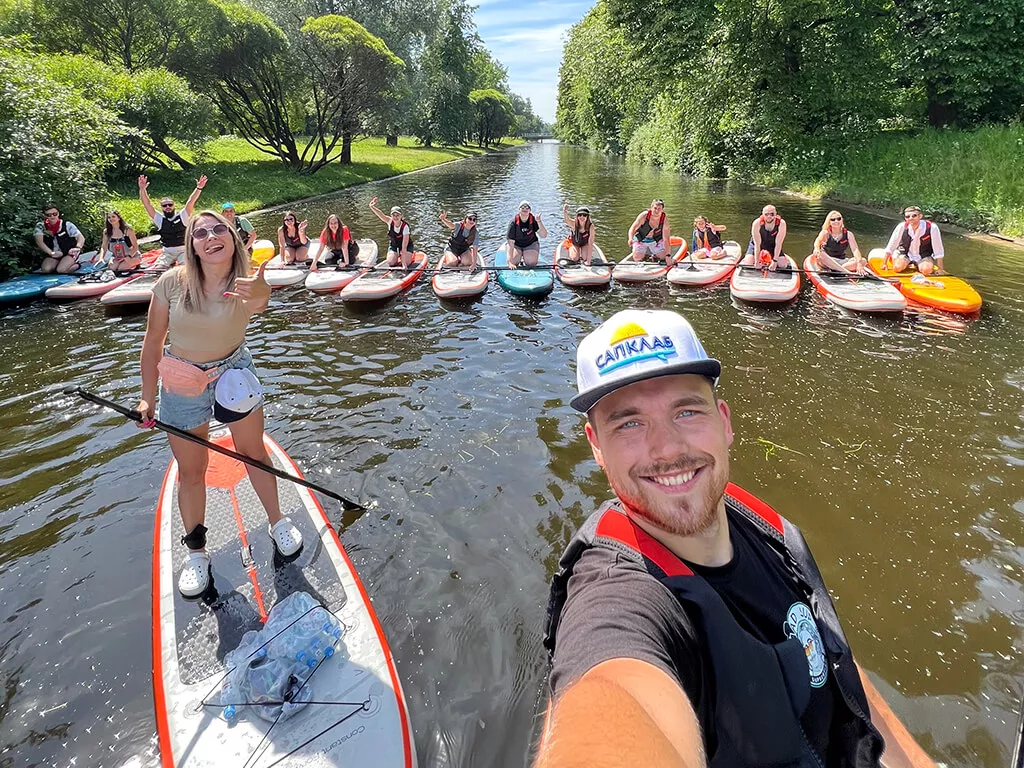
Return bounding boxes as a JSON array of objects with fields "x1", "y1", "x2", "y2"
[
  {"x1": 214, "y1": 368, "x2": 263, "y2": 423},
  {"x1": 571, "y1": 309, "x2": 721, "y2": 413}
]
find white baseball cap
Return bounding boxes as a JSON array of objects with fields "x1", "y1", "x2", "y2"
[
  {"x1": 214, "y1": 368, "x2": 263, "y2": 423},
  {"x1": 571, "y1": 309, "x2": 721, "y2": 413}
]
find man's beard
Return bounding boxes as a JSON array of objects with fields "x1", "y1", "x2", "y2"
[{"x1": 607, "y1": 451, "x2": 728, "y2": 537}]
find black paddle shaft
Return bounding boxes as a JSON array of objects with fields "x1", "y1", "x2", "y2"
[{"x1": 71, "y1": 387, "x2": 364, "y2": 511}]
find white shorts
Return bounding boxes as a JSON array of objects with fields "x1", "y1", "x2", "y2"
[
  {"x1": 632, "y1": 239, "x2": 667, "y2": 257},
  {"x1": 155, "y1": 246, "x2": 186, "y2": 268}
]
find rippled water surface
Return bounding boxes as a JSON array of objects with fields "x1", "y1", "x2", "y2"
[{"x1": 3, "y1": 143, "x2": 1024, "y2": 767}]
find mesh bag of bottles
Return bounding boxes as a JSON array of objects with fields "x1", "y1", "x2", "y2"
[{"x1": 219, "y1": 590, "x2": 344, "y2": 723}]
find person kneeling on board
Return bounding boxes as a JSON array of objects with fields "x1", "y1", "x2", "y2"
[
  {"x1": 313, "y1": 214, "x2": 359, "y2": 270},
  {"x1": 691, "y1": 216, "x2": 727, "y2": 260},
  {"x1": 370, "y1": 197, "x2": 416, "y2": 269},
  {"x1": 747, "y1": 204, "x2": 788, "y2": 271},
  {"x1": 882, "y1": 206, "x2": 945, "y2": 276},
  {"x1": 439, "y1": 210, "x2": 479, "y2": 268},
  {"x1": 507, "y1": 201, "x2": 547, "y2": 269},
  {"x1": 137, "y1": 210, "x2": 302, "y2": 598},
  {"x1": 562, "y1": 204, "x2": 596, "y2": 266},
  {"x1": 627, "y1": 199, "x2": 673, "y2": 266},
  {"x1": 535, "y1": 309, "x2": 938, "y2": 768},
  {"x1": 813, "y1": 210, "x2": 866, "y2": 274}
]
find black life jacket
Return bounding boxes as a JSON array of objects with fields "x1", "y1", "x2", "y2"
[
  {"x1": 635, "y1": 210, "x2": 665, "y2": 242},
  {"x1": 449, "y1": 223, "x2": 475, "y2": 255},
  {"x1": 511, "y1": 214, "x2": 539, "y2": 248},
  {"x1": 43, "y1": 220, "x2": 79, "y2": 256},
  {"x1": 388, "y1": 221, "x2": 413, "y2": 251},
  {"x1": 158, "y1": 212, "x2": 186, "y2": 248},
  {"x1": 570, "y1": 221, "x2": 591, "y2": 247},
  {"x1": 822, "y1": 228, "x2": 850, "y2": 260},
  {"x1": 694, "y1": 226, "x2": 723, "y2": 251},
  {"x1": 898, "y1": 221, "x2": 934, "y2": 260},
  {"x1": 757, "y1": 215, "x2": 784, "y2": 255},
  {"x1": 282, "y1": 225, "x2": 305, "y2": 249},
  {"x1": 544, "y1": 483, "x2": 885, "y2": 768}
]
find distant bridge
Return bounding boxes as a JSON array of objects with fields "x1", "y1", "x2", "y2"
[{"x1": 522, "y1": 134, "x2": 555, "y2": 141}]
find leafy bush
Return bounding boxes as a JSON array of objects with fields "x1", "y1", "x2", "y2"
[{"x1": 0, "y1": 48, "x2": 125, "y2": 278}]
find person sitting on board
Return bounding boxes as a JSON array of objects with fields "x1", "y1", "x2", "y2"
[
  {"x1": 439, "y1": 210, "x2": 479, "y2": 269},
  {"x1": 535, "y1": 309, "x2": 940, "y2": 768},
  {"x1": 312, "y1": 214, "x2": 359, "y2": 271},
  {"x1": 101, "y1": 210, "x2": 142, "y2": 272},
  {"x1": 627, "y1": 198, "x2": 673, "y2": 266},
  {"x1": 507, "y1": 200, "x2": 548, "y2": 269},
  {"x1": 138, "y1": 174, "x2": 206, "y2": 269},
  {"x1": 369, "y1": 197, "x2": 415, "y2": 269},
  {"x1": 562, "y1": 204, "x2": 596, "y2": 267},
  {"x1": 813, "y1": 210, "x2": 866, "y2": 274},
  {"x1": 277, "y1": 211, "x2": 309, "y2": 266},
  {"x1": 690, "y1": 216, "x2": 727, "y2": 260},
  {"x1": 137, "y1": 210, "x2": 302, "y2": 598},
  {"x1": 34, "y1": 203, "x2": 86, "y2": 274},
  {"x1": 221, "y1": 203, "x2": 256, "y2": 253},
  {"x1": 882, "y1": 206, "x2": 945, "y2": 276},
  {"x1": 747, "y1": 204, "x2": 788, "y2": 271}
]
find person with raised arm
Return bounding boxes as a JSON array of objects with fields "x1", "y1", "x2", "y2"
[
  {"x1": 369, "y1": 197, "x2": 414, "y2": 269},
  {"x1": 276, "y1": 211, "x2": 309, "y2": 265},
  {"x1": 506, "y1": 200, "x2": 547, "y2": 269},
  {"x1": 536, "y1": 309, "x2": 939, "y2": 768},
  {"x1": 137, "y1": 210, "x2": 302, "y2": 599},
  {"x1": 138, "y1": 174, "x2": 206, "y2": 268},
  {"x1": 439, "y1": 211, "x2": 478, "y2": 269},
  {"x1": 690, "y1": 216, "x2": 727, "y2": 260}
]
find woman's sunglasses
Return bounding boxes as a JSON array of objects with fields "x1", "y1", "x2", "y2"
[{"x1": 192, "y1": 223, "x2": 230, "y2": 240}]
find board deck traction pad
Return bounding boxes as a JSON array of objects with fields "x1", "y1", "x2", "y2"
[{"x1": 156, "y1": 430, "x2": 414, "y2": 768}]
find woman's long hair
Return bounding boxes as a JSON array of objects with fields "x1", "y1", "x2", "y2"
[
  {"x1": 820, "y1": 210, "x2": 845, "y2": 235},
  {"x1": 321, "y1": 214, "x2": 345, "y2": 249},
  {"x1": 281, "y1": 210, "x2": 299, "y2": 238},
  {"x1": 104, "y1": 210, "x2": 130, "y2": 238},
  {"x1": 181, "y1": 210, "x2": 250, "y2": 313}
]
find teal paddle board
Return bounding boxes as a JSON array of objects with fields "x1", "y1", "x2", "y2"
[
  {"x1": 494, "y1": 245, "x2": 553, "y2": 297},
  {"x1": 0, "y1": 254, "x2": 103, "y2": 306}
]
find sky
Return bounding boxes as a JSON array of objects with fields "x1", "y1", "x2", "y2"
[{"x1": 473, "y1": 0, "x2": 593, "y2": 125}]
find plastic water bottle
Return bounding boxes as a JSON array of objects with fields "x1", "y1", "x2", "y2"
[{"x1": 222, "y1": 678, "x2": 238, "y2": 722}]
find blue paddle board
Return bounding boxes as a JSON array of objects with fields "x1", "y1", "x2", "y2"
[
  {"x1": 0, "y1": 254, "x2": 103, "y2": 306},
  {"x1": 494, "y1": 245, "x2": 553, "y2": 297}
]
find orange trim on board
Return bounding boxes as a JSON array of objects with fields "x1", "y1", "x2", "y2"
[
  {"x1": 263, "y1": 433, "x2": 416, "y2": 768},
  {"x1": 229, "y1": 487, "x2": 268, "y2": 622},
  {"x1": 152, "y1": 457, "x2": 176, "y2": 768}
]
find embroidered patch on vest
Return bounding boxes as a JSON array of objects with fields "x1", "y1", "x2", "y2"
[{"x1": 784, "y1": 602, "x2": 828, "y2": 688}]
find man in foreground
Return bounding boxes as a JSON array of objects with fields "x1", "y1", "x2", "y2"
[{"x1": 536, "y1": 309, "x2": 937, "y2": 768}]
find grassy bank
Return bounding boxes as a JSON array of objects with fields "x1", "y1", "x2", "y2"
[
  {"x1": 109, "y1": 136, "x2": 520, "y2": 234},
  {"x1": 755, "y1": 124, "x2": 1024, "y2": 238}
]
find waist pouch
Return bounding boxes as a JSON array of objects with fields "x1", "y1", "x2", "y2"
[{"x1": 158, "y1": 346, "x2": 246, "y2": 397}]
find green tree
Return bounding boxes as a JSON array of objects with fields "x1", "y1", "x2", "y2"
[
  {"x1": 30, "y1": 0, "x2": 193, "y2": 70},
  {"x1": 0, "y1": 48, "x2": 124, "y2": 277},
  {"x1": 299, "y1": 14, "x2": 405, "y2": 165},
  {"x1": 42, "y1": 55, "x2": 215, "y2": 171},
  {"x1": 414, "y1": 1, "x2": 476, "y2": 146},
  {"x1": 469, "y1": 89, "x2": 513, "y2": 146},
  {"x1": 470, "y1": 48, "x2": 509, "y2": 93}
]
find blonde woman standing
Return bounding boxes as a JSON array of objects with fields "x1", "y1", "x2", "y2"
[{"x1": 137, "y1": 210, "x2": 302, "y2": 598}]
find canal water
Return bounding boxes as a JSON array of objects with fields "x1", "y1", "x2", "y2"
[{"x1": 2, "y1": 142, "x2": 1023, "y2": 767}]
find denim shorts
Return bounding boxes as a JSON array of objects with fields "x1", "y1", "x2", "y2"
[{"x1": 158, "y1": 345, "x2": 261, "y2": 431}]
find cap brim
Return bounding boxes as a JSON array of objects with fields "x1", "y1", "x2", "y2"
[
  {"x1": 214, "y1": 401, "x2": 259, "y2": 424},
  {"x1": 570, "y1": 359, "x2": 722, "y2": 413}
]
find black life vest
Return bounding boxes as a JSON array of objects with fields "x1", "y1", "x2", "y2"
[
  {"x1": 544, "y1": 483, "x2": 885, "y2": 768},
  {"x1": 448, "y1": 223, "x2": 475, "y2": 255},
  {"x1": 757, "y1": 215, "x2": 784, "y2": 255},
  {"x1": 822, "y1": 228, "x2": 850, "y2": 260},
  {"x1": 388, "y1": 221, "x2": 413, "y2": 251},
  {"x1": 282, "y1": 225, "x2": 305, "y2": 249},
  {"x1": 43, "y1": 220, "x2": 79, "y2": 256},
  {"x1": 694, "y1": 226, "x2": 723, "y2": 251},
  {"x1": 158, "y1": 212, "x2": 186, "y2": 248},
  {"x1": 635, "y1": 210, "x2": 665, "y2": 242},
  {"x1": 898, "y1": 221, "x2": 934, "y2": 260},
  {"x1": 511, "y1": 214, "x2": 539, "y2": 248},
  {"x1": 570, "y1": 221, "x2": 591, "y2": 248}
]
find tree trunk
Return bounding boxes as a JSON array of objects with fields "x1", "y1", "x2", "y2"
[
  {"x1": 386, "y1": 135, "x2": 398, "y2": 147},
  {"x1": 925, "y1": 82, "x2": 956, "y2": 127},
  {"x1": 341, "y1": 131, "x2": 353, "y2": 164},
  {"x1": 152, "y1": 136, "x2": 195, "y2": 170}
]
